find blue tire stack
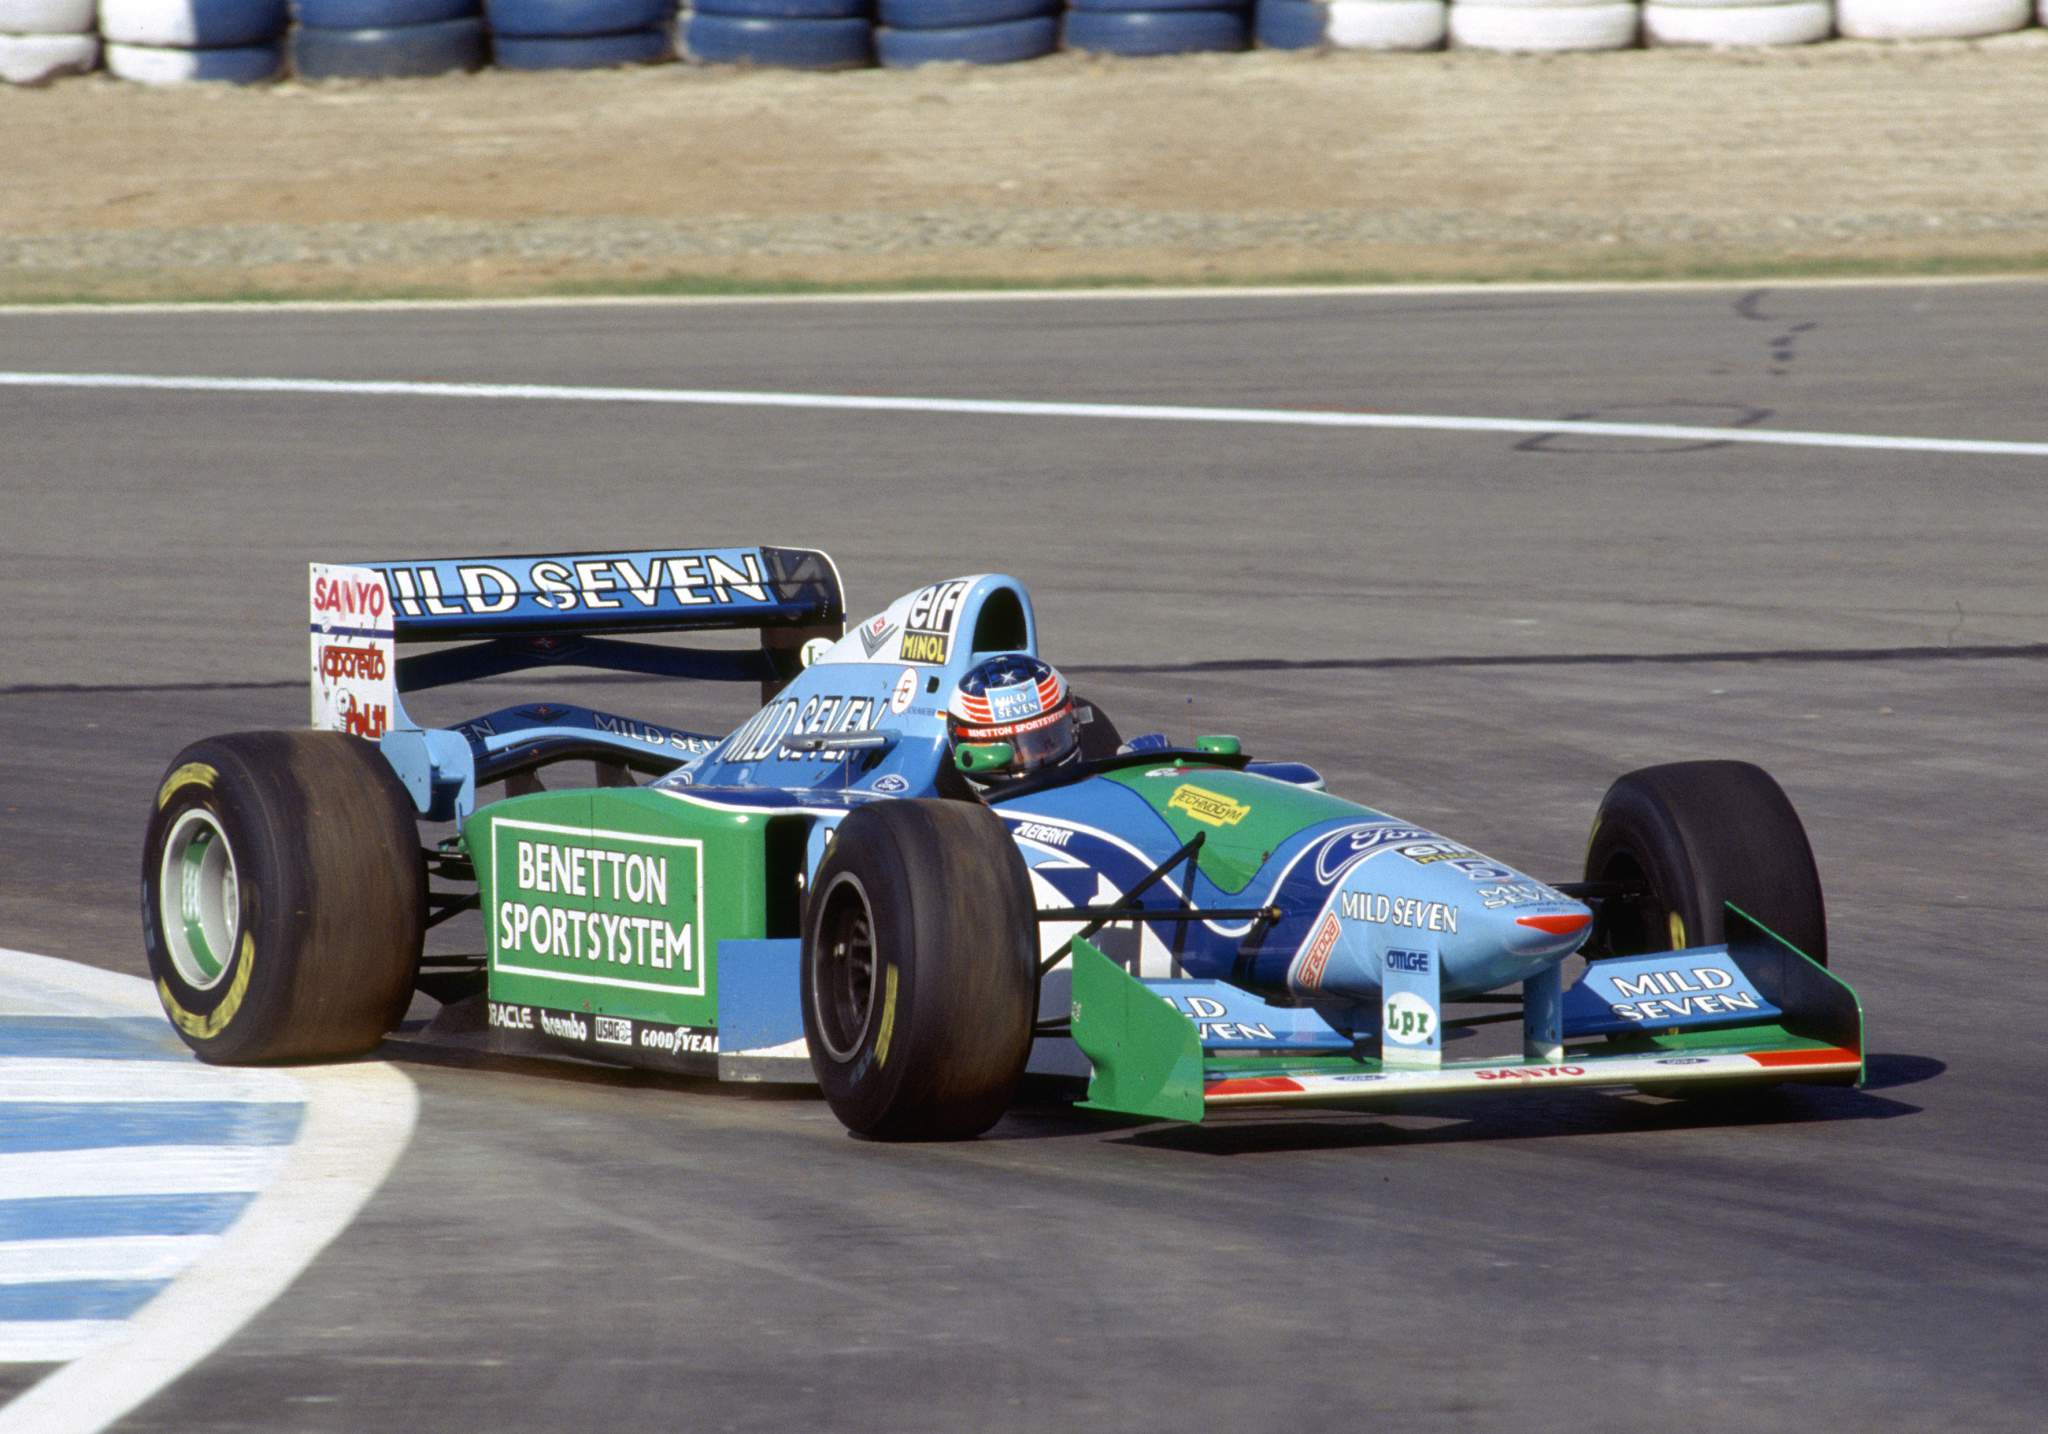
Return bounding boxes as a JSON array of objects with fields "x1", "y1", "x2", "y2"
[
  {"x1": 98, "y1": 0, "x2": 286, "y2": 82},
  {"x1": 874, "y1": 0, "x2": 1057, "y2": 66},
  {"x1": 291, "y1": 0, "x2": 488, "y2": 77},
  {"x1": 1062, "y1": 0, "x2": 1250, "y2": 55},
  {"x1": 680, "y1": 0, "x2": 873, "y2": 69},
  {"x1": 1252, "y1": 0, "x2": 1321, "y2": 46},
  {"x1": 486, "y1": 0, "x2": 674, "y2": 67}
]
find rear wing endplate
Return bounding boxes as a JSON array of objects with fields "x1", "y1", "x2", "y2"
[{"x1": 309, "y1": 545, "x2": 843, "y2": 740}]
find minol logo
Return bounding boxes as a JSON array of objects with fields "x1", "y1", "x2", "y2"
[
  {"x1": 900, "y1": 631, "x2": 949, "y2": 664},
  {"x1": 1168, "y1": 784, "x2": 1249, "y2": 827}
]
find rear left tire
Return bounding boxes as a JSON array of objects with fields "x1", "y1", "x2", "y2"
[{"x1": 143, "y1": 730, "x2": 424, "y2": 1063}]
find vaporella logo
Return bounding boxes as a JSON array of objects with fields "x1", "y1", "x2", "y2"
[{"x1": 1168, "y1": 784, "x2": 1251, "y2": 828}]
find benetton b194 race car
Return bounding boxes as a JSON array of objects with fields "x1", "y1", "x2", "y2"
[{"x1": 142, "y1": 546, "x2": 1862, "y2": 1140}]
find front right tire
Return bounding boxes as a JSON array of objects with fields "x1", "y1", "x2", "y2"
[
  {"x1": 801, "y1": 798, "x2": 1037, "y2": 1139},
  {"x1": 1583, "y1": 759, "x2": 1827, "y2": 966}
]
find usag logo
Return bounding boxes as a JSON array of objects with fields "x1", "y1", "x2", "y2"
[{"x1": 1168, "y1": 784, "x2": 1250, "y2": 827}]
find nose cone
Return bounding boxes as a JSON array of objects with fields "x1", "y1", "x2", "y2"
[
  {"x1": 1508, "y1": 905, "x2": 1595, "y2": 956},
  {"x1": 1440, "y1": 897, "x2": 1595, "y2": 996}
]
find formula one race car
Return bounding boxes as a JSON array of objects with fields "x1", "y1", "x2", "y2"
[{"x1": 142, "y1": 546, "x2": 1862, "y2": 1140}]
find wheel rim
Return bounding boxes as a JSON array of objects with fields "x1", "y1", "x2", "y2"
[
  {"x1": 811, "y1": 873, "x2": 878, "y2": 1063},
  {"x1": 1590, "y1": 850, "x2": 1673, "y2": 958},
  {"x1": 159, "y1": 809, "x2": 239, "y2": 990}
]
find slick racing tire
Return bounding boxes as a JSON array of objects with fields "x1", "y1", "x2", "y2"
[
  {"x1": 1582, "y1": 759, "x2": 1826, "y2": 967},
  {"x1": 802, "y1": 799, "x2": 1037, "y2": 1139},
  {"x1": 143, "y1": 731, "x2": 424, "y2": 1063}
]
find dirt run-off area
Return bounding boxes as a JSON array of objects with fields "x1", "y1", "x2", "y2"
[{"x1": 3, "y1": 32, "x2": 2047, "y2": 301}]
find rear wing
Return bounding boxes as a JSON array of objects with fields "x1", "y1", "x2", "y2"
[{"x1": 309, "y1": 545, "x2": 843, "y2": 740}]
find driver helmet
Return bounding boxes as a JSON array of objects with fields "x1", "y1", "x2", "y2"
[{"x1": 947, "y1": 653, "x2": 1079, "y2": 782}]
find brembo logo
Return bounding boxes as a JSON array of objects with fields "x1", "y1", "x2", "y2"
[{"x1": 1310, "y1": 825, "x2": 1435, "y2": 886}]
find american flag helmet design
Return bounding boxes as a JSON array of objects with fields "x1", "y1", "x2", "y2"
[{"x1": 947, "y1": 653, "x2": 1079, "y2": 777}]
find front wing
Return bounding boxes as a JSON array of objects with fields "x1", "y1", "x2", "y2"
[{"x1": 1068, "y1": 905, "x2": 1863, "y2": 1124}]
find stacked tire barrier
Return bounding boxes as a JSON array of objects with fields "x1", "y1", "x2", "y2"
[
  {"x1": 12, "y1": 0, "x2": 2048, "y2": 83},
  {"x1": 1064, "y1": 0, "x2": 1252, "y2": 58},
  {"x1": 1, "y1": 0, "x2": 99, "y2": 83},
  {"x1": 1642, "y1": 0, "x2": 1830, "y2": 45},
  {"x1": 1448, "y1": 0, "x2": 1637, "y2": 51},
  {"x1": 292, "y1": 0, "x2": 488, "y2": 77},
  {"x1": 876, "y1": 0, "x2": 1059, "y2": 67},
  {"x1": 679, "y1": 0, "x2": 875, "y2": 68},
  {"x1": 488, "y1": 0, "x2": 672, "y2": 67},
  {"x1": 99, "y1": 0, "x2": 287, "y2": 80}
]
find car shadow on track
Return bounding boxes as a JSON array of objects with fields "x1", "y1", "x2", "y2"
[
  {"x1": 1087, "y1": 1078, "x2": 1929, "y2": 1157},
  {"x1": 373, "y1": 1035, "x2": 818, "y2": 1105},
  {"x1": 364, "y1": 1037, "x2": 1942, "y2": 1151}
]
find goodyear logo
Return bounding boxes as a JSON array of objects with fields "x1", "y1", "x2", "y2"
[{"x1": 1169, "y1": 784, "x2": 1250, "y2": 827}]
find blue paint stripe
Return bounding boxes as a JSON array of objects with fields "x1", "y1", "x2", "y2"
[
  {"x1": 0, "y1": 1102, "x2": 304, "y2": 1154},
  {"x1": 0, "y1": 1279, "x2": 171, "y2": 1321},
  {"x1": 0, "y1": 1194, "x2": 256, "y2": 1242},
  {"x1": 0, "y1": 1016, "x2": 187, "y2": 1061}
]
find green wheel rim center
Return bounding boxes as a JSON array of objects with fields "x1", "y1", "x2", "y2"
[{"x1": 160, "y1": 810, "x2": 239, "y2": 991}]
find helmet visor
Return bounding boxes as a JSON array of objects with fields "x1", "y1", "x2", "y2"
[{"x1": 953, "y1": 703, "x2": 1078, "y2": 776}]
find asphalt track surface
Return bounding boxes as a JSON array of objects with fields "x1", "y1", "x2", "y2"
[{"x1": 2, "y1": 282, "x2": 2045, "y2": 1432}]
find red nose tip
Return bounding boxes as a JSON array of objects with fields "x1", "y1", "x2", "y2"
[{"x1": 1517, "y1": 913, "x2": 1593, "y2": 936}]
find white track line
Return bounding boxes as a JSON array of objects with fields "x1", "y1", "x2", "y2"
[
  {"x1": 0, "y1": 1236, "x2": 219, "y2": 1285},
  {"x1": 0, "y1": 950, "x2": 417, "y2": 1434},
  {"x1": 0, "y1": 1323, "x2": 127, "y2": 1365},
  {"x1": 0, "y1": 1145, "x2": 288, "y2": 1201},
  {"x1": 0, "y1": 1058, "x2": 305, "y2": 1104},
  {"x1": 0, "y1": 272, "x2": 2040, "y2": 316},
  {"x1": 1, "y1": 371, "x2": 2043, "y2": 459}
]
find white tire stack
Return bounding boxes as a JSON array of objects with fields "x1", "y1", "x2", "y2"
[
  {"x1": 1, "y1": 0, "x2": 99, "y2": 84},
  {"x1": 98, "y1": 0, "x2": 287, "y2": 82},
  {"x1": 1643, "y1": 0, "x2": 1831, "y2": 46},
  {"x1": 1835, "y1": 0, "x2": 2032, "y2": 38},
  {"x1": 1449, "y1": 0, "x2": 1638, "y2": 51},
  {"x1": 1328, "y1": 0, "x2": 1446, "y2": 48}
]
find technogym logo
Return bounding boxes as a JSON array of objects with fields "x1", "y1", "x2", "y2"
[{"x1": 1168, "y1": 784, "x2": 1250, "y2": 828}]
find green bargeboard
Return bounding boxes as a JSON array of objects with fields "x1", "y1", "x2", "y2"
[{"x1": 467, "y1": 788, "x2": 770, "y2": 1027}]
